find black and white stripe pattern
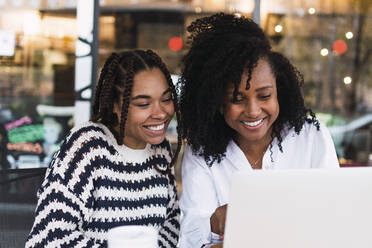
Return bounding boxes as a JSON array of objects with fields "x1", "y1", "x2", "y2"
[{"x1": 25, "y1": 122, "x2": 180, "y2": 248}]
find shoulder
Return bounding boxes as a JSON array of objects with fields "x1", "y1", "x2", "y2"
[
  {"x1": 44, "y1": 122, "x2": 111, "y2": 183},
  {"x1": 281, "y1": 120, "x2": 333, "y2": 146},
  {"x1": 57, "y1": 121, "x2": 109, "y2": 153},
  {"x1": 67, "y1": 121, "x2": 117, "y2": 147},
  {"x1": 152, "y1": 139, "x2": 172, "y2": 155},
  {"x1": 183, "y1": 143, "x2": 200, "y2": 161},
  {"x1": 147, "y1": 139, "x2": 173, "y2": 169},
  {"x1": 52, "y1": 121, "x2": 117, "y2": 170},
  {"x1": 57, "y1": 122, "x2": 107, "y2": 154},
  {"x1": 300, "y1": 120, "x2": 331, "y2": 139},
  {"x1": 182, "y1": 143, "x2": 210, "y2": 171},
  {"x1": 182, "y1": 141, "x2": 236, "y2": 168},
  {"x1": 65, "y1": 121, "x2": 108, "y2": 141},
  {"x1": 290, "y1": 120, "x2": 339, "y2": 168}
]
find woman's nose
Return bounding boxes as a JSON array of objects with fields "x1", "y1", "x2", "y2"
[
  {"x1": 245, "y1": 100, "x2": 261, "y2": 118},
  {"x1": 151, "y1": 102, "x2": 167, "y2": 119}
]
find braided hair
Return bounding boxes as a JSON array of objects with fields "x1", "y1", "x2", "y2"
[
  {"x1": 92, "y1": 50, "x2": 182, "y2": 174},
  {"x1": 179, "y1": 13, "x2": 319, "y2": 165}
]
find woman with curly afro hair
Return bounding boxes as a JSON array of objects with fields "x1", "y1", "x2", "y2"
[{"x1": 178, "y1": 13, "x2": 339, "y2": 248}]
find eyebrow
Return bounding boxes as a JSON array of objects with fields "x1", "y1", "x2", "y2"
[
  {"x1": 226, "y1": 86, "x2": 273, "y2": 95},
  {"x1": 255, "y1": 86, "x2": 273, "y2": 92},
  {"x1": 131, "y1": 88, "x2": 172, "y2": 100}
]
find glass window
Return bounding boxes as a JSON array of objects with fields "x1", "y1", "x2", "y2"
[{"x1": 1, "y1": 0, "x2": 371, "y2": 169}]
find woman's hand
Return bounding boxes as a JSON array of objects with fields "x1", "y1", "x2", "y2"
[{"x1": 210, "y1": 204, "x2": 228, "y2": 239}]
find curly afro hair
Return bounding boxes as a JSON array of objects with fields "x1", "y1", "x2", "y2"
[
  {"x1": 179, "y1": 13, "x2": 319, "y2": 165},
  {"x1": 92, "y1": 49, "x2": 182, "y2": 174}
]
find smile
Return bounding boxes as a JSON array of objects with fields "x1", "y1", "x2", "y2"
[
  {"x1": 144, "y1": 123, "x2": 165, "y2": 131},
  {"x1": 242, "y1": 119, "x2": 263, "y2": 127}
]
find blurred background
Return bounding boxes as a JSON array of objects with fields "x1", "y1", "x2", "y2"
[{"x1": 0, "y1": 0, "x2": 371, "y2": 246}]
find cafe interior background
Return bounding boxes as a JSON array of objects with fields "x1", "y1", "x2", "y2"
[{"x1": 0, "y1": 0, "x2": 371, "y2": 246}]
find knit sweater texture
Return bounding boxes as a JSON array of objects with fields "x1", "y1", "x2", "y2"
[{"x1": 25, "y1": 121, "x2": 180, "y2": 248}]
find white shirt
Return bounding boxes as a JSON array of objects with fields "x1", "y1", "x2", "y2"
[{"x1": 179, "y1": 122, "x2": 340, "y2": 248}]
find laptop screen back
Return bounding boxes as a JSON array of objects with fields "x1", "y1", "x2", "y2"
[{"x1": 224, "y1": 168, "x2": 372, "y2": 248}]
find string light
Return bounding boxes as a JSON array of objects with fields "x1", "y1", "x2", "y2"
[
  {"x1": 345, "y1": 32, "x2": 353, "y2": 39},
  {"x1": 320, "y1": 48, "x2": 329, "y2": 56},
  {"x1": 274, "y1": 25, "x2": 283, "y2": 33},
  {"x1": 308, "y1": 8, "x2": 316, "y2": 14},
  {"x1": 344, "y1": 76, "x2": 352, "y2": 85}
]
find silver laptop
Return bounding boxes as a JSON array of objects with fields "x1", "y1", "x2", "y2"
[{"x1": 224, "y1": 168, "x2": 372, "y2": 248}]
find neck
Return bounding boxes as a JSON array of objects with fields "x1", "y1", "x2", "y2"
[
  {"x1": 234, "y1": 131, "x2": 273, "y2": 168},
  {"x1": 109, "y1": 124, "x2": 121, "y2": 143},
  {"x1": 235, "y1": 135, "x2": 272, "y2": 156},
  {"x1": 109, "y1": 125, "x2": 147, "y2": 149}
]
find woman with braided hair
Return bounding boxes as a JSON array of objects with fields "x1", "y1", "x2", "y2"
[
  {"x1": 26, "y1": 50, "x2": 181, "y2": 248},
  {"x1": 178, "y1": 13, "x2": 339, "y2": 247}
]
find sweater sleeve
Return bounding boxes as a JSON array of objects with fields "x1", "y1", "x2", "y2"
[
  {"x1": 158, "y1": 172, "x2": 180, "y2": 248},
  {"x1": 25, "y1": 126, "x2": 106, "y2": 248}
]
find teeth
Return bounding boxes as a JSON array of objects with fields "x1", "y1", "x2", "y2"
[
  {"x1": 147, "y1": 124, "x2": 165, "y2": 131},
  {"x1": 243, "y1": 119, "x2": 263, "y2": 127}
]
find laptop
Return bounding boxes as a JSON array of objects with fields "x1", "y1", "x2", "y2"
[{"x1": 224, "y1": 168, "x2": 372, "y2": 248}]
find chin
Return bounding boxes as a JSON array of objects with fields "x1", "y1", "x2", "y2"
[
  {"x1": 242, "y1": 132, "x2": 268, "y2": 143},
  {"x1": 147, "y1": 137, "x2": 166, "y2": 145}
]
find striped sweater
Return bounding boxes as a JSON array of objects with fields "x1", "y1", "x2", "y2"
[{"x1": 25, "y1": 121, "x2": 180, "y2": 248}]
